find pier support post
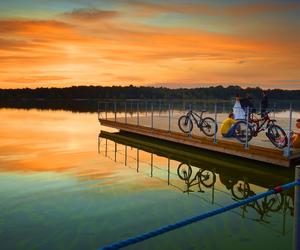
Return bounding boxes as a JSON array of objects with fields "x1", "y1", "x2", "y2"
[
  {"x1": 213, "y1": 103, "x2": 217, "y2": 144},
  {"x1": 244, "y1": 107, "x2": 250, "y2": 149},
  {"x1": 294, "y1": 165, "x2": 300, "y2": 250},
  {"x1": 125, "y1": 146, "x2": 127, "y2": 166},
  {"x1": 97, "y1": 101, "x2": 100, "y2": 120},
  {"x1": 150, "y1": 153, "x2": 153, "y2": 177},
  {"x1": 136, "y1": 149, "x2": 139, "y2": 173},
  {"x1": 167, "y1": 158, "x2": 170, "y2": 185},
  {"x1": 114, "y1": 142, "x2": 117, "y2": 162}
]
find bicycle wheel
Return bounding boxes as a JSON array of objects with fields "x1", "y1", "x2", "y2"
[
  {"x1": 201, "y1": 117, "x2": 218, "y2": 137},
  {"x1": 265, "y1": 193, "x2": 283, "y2": 212},
  {"x1": 231, "y1": 180, "x2": 251, "y2": 200},
  {"x1": 234, "y1": 120, "x2": 253, "y2": 143},
  {"x1": 178, "y1": 115, "x2": 193, "y2": 133},
  {"x1": 199, "y1": 169, "x2": 216, "y2": 187},
  {"x1": 266, "y1": 124, "x2": 287, "y2": 149},
  {"x1": 177, "y1": 163, "x2": 192, "y2": 180}
]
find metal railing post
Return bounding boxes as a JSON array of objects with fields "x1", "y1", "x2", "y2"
[
  {"x1": 245, "y1": 106, "x2": 249, "y2": 149},
  {"x1": 125, "y1": 102, "x2": 127, "y2": 124},
  {"x1": 151, "y1": 102, "x2": 154, "y2": 129},
  {"x1": 97, "y1": 101, "x2": 100, "y2": 120},
  {"x1": 136, "y1": 149, "x2": 139, "y2": 173},
  {"x1": 114, "y1": 142, "x2": 117, "y2": 162},
  {"x1": 285, "y1": 103, "x2": 292, "y2": 158},
  {"x1": 145, "y1": 101, "x2": 148, "y2": 117},
  {"x1": 294, "y1": 165, "x2": 300, "y2": 250},
  {"x1": 125, "y1": 146, "x2": 127, "y2": 166},
  {"x1": 114, "y1": 102, "x2": 117, "y2": 122},
  {"x1": 159, "y1": 100, "x2": 162, "y2": 116},
  {"x1": 137, "y1": 102, "x2": 140, "y2": 126},
  {"x1": 213, "y1": 103, "x2": 217, "y2": 144},
  {"x1": 105, "y1": 102, "x2": 107, "y2": 120},
  {"x1": 188, "y1": 103, "x2": 192, "y2": 137},
  {"x1": 168, "y1": 103, "x2": 171, "y2": 132},
  {"x1": 273, "y1": 103, "x2": 276, "y2": 120},
  {"x1": 167, "y1": 158, "x2": 170, "y2": 185}
]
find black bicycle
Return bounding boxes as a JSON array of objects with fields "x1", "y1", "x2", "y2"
[{"x1": 178, "y1": 110, "x2": 218, "y2": 137}]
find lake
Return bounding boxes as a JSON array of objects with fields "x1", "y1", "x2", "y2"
[{"x1": 0, "y1": 108, "x2": 296, "y2": 250}]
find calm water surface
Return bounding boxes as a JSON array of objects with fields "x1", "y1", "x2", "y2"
[{"x1": 0, "y1": 109, "x2": 296, "y2": 250}]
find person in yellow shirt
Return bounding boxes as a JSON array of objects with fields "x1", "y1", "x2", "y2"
[
  {"x1": 221, "y1": 113, "x2": 237, "y2": 137},
  {"x1": 292, "y1": 119, "x2": 300, "y2": 148}
]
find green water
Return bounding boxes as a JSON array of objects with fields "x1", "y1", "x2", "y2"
[{"x1": 0, "y1": 109, "x2": 296, "y2": 250}]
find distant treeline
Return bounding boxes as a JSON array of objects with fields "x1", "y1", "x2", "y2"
[{"x1": 0, "y1": 85, "x2": 300, "y2": 100}]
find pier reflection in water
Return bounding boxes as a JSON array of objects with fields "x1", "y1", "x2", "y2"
[{"x1": 98, "y1": 131, "x2": 295, "y2": 237}]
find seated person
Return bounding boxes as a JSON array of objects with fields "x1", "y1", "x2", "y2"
[
  {"x1": 221, "y1": 113, "x2": 237, "y2": 138},
  {"x1": 292, "y1": 119, "x2": 300, "y2": 148}
]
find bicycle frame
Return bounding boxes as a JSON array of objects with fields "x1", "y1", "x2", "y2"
[
  {"x1": 250, "y1": 113, "x2": 273, "y2": 135},
  {"x1": 186, "y1": 110, "x2": 204, "y2": 127}
]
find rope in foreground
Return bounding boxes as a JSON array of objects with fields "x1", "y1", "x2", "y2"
[{"x1": 99, "y1": 181, "x2": 300, "y2": 250}]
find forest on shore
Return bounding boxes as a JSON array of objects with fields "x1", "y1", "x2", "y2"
[{"x1": 1, "y1": 85, "x2": 300, "y2": 100}]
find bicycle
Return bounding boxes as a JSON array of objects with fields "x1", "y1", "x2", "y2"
[
  {"x1": 178, "y1": 109, "x2": 218, "y2": 137},
  {"x1": 234, "y1": 111, "x2": 287, "y2": 148},
  {"x1": 177, "y1": 163, "x2": 216, "y2": 193},
  {"x1": 240, "y1": 189, "x2": 284, "y2": 223}
]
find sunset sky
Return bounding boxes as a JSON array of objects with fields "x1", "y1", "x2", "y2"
[{"x1": 0, "y1": 0, "x2": 300, "y2": 89}]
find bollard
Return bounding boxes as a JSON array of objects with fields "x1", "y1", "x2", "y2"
[
  {"x1": 213, "y1": 103, "x2": 217, "y2": 144},
  {"x1": 114, "y1": 102, "x2": 117, "y2": 122},
  {"x1": 294, "y1": 165, "x2": 300, "y2": 250},
  {"x1": 151, "y1": 102, "x2": 154, "y2": 129},
  {"x1": 125, "y1": 102, "x2": 127, "y2": 124},
  {"x1": 245, "y1": 106, "x2": 249, "y2": 149},
  {"x1": 168, "y1": 103, "x2": 171, "y2": 132}
]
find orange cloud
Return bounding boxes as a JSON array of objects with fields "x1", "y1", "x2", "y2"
[{"x1": 0, "y1": 10, "x2": 300, "y2": 88}]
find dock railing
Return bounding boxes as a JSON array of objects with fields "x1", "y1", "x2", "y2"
[{"x1": 98, "y1": 99, "x2": 299, "y2": 159}]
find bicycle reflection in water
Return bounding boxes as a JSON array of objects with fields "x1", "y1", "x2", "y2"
[
  {"x1": 177, "y1": 163, "x2": 216, "y2": 194},
  {"x1": 177, "y1": 164, "x2": 294, "y2": 226}
]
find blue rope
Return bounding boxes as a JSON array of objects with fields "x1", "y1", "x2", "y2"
[{"x1": 99, "y1": 181, "x2": 300, "y2": 250}]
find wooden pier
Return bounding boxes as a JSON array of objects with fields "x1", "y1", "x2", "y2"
[{"x1": 99, "y1": 118, "x2": 300, "y2": 168}]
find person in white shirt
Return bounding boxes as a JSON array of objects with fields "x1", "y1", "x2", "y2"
[{"x1": 233, "y1": 94, "x2": 245, "y2": 120}]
